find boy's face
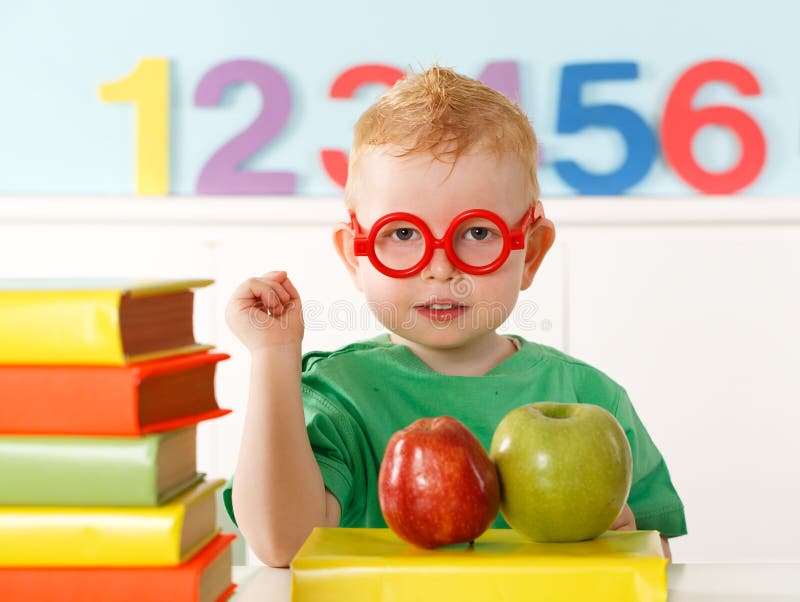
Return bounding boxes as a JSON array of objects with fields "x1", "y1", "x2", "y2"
[{"x1": 334, "y1": 146, "x2": 554, "y2": 352}]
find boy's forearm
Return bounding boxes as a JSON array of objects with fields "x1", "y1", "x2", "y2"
[
  {"x1": 661, "y1": 536, "x2": 672, "y2": 562},
  {"x1": 232, "y1": 344, "x2": 332, "y2": 566}
]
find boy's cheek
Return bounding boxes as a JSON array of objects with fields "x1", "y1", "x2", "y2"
[
  {"x1": 356, "y1": 259, "x2": 388, "y2": 292},
  {"x1": 343, "y1": 257, "x2": 372, "y2": 292}
]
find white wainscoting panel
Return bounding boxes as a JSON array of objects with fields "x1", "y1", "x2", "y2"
[{"x1": 1, "y1": 196, "x2": 798, "y2": 564}]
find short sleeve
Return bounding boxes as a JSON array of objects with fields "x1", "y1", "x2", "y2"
[
  {"x1": 302, "y1": 384, "x2": 369, "y2": 525},
  {"x1": 614, "y1": 388, "x2": 688, "y2": 538},
  {"x1": 222, "y1": 475, "x2": 236, "y2": 526}
]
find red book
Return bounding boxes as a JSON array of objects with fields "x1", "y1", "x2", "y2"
[
  {"x1": 0, "y1": 352, "x2": 231, "y2": 436},
  {"x1": 0, "y1": 534, "x2": 237, "y2": 602}
]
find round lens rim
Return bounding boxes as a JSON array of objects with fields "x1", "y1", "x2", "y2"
[
  {"x1": 445, "y1": 209, "x2": 513, "y2": 275},
  {"x1": 366, "y1": 212, "x2": 435, "y2": 278}
]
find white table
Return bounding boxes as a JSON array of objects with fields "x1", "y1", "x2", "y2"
[{"x1": 231, "y1": 564, "x2": 800, "y2": 601}]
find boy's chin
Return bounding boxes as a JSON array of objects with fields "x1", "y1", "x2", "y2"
[{"x1": 389, "y1": 328, "x2": 495, "y2": 350}]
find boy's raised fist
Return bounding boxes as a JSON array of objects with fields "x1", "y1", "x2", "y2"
[{"x1": 225, "y1": 271, "x2": 305, "y2": 351}]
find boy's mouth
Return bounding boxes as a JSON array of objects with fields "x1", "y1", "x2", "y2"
[{"x1": 414, "y1": 298, "x2": 469, "y2": 321}]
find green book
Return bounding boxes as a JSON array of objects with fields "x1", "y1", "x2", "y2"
[{"x1": 0, "y1": 426, "x2": 203, "y2": 506}]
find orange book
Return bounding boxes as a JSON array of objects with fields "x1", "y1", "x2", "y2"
[
  {"x1": 0, "y1": 352, "x2": 231, "y2": 436},
  {"x1": 0, "y1": 534, "x2": 237, "y2": 602}
]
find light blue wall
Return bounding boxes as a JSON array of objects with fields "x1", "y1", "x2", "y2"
[{"x1": 1, "y1": 0, "x2": 797, "y2": 196}]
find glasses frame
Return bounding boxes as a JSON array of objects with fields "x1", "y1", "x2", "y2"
[{"x1": 349, "y1": 206, "x2": 538, "y2": 278}]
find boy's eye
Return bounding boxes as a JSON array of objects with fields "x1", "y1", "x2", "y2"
[
  {"x1": 391, "y1": 227, "x2": 420, "y2": 241},
  {"x1": 465, "y1": 227, "x2": 491, "y2": 241}
]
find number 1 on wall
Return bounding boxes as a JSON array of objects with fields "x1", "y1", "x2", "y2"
[{"x1": 99, "y1": 59, "x2": 170, "y2": 195}]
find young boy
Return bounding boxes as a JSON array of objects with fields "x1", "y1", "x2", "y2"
[{"x1": 223, "y1": 66, "x2": 686, "y2": 567}]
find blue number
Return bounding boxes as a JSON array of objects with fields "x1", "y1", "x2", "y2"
[{"x1": 553, "y1": 63, "x2": 656, "y2": 195}]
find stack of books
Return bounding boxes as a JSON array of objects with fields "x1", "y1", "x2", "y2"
[{"x1": 0, "y1": 279, "x2": 237, "y2": 601}]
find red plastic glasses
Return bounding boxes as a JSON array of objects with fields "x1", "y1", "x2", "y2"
[{"x1": 349, "y1": 206, "x2": 538, "y2": 278}]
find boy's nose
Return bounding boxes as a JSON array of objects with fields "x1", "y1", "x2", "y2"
[{"x1": 421, "y1": 248, "x2": 459, "y2": 281}]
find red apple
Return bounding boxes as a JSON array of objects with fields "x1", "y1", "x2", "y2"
[{"x1": 378, "y1": 416, "x2": 500, "y2": 549}]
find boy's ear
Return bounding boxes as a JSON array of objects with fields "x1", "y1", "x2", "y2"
[
  {"x1": 332, "y1": 222, "x2": 364, "y2": 291},
  {"x1": 520, "y1": 200, "x2": 556, "y2": 291}
]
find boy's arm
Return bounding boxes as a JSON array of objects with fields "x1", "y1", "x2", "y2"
[
  {"x1": 661, "y1": 536, "x2": 672, "y2": 561},
  {"x1": 232, "y1": 345, "x2": 341, "y2": 567},
  {"x1": 225, "y1": 272, "x2": 342, "y2": 568}
]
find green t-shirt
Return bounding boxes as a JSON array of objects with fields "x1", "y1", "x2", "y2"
[{"x1": 223, "y1": 333, "x2": 687, "y2": 537}]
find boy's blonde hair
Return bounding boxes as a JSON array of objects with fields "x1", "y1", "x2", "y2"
[{"x1": 344, "y1": 65, "x2": 540, "y2": 209}]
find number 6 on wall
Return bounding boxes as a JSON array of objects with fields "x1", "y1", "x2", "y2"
[
  {"x1": 99, "y1": 58, "x2": 170, "y2": 196},
  {"x1": 661, "y1": 60, "x2": 765, "y2": 194}
]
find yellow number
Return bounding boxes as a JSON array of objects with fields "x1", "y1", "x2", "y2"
[{"x1": 100, "y1": 59, "x2": 170, "y2": 195}]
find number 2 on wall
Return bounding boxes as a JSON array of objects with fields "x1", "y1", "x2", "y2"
[{"x1": 194, "y1": 60, "x2": 296, "y2": 195}]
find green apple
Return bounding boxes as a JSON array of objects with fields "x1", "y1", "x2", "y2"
[{"x1": 489, "y1": 402, "x2": 632, "y2": 542}]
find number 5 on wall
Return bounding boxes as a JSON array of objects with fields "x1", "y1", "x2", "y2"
[
  {"x1": 99, "y1": 59, "x2": 170, "y2": 196},
  {"x1": 553, "y1": 63, "x2": 657, "y2": 195}
]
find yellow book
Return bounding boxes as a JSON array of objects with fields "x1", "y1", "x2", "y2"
[
  {"x1": 0, "y1": 278, "x2": 213, "y2": 365},
  {"x1": 0, "y1": 479, "x2": 223, "y2": 567},
  {"x1": 291, "y1": 528, "x2": 667, "y2": 602}
]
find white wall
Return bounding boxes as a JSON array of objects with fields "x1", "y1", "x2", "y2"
[{"x1": 1, "y1": 196, "x2": 798, "y2": 564}]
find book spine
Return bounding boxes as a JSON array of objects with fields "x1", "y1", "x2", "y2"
[
  {"x1": 0, "y1": 290, "x2": 125, "y2": 365},
  {"x1": 0, "y1": 506, "x2": 183, "y2": 566},
  {"x1": 0, "y1": 435, "x2": 158, "y2": 506}
]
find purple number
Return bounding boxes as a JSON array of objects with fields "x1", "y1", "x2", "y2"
[
  {"x1": 194, "y1": 60, "x2": 296, "y2": 195},
  {"x1": 478, "y1": 61, "x2": 520, "y2": 103},
  {"x1": 477, "y1": 61, "x2": 543, "y2": 162}
]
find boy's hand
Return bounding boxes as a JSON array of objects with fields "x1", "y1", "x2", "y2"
[
  {"x1": 225, "y1": 271, "x2": 304, "y2": 352},
  {"x1": 611, "y1": 504, "x2": 672, "y2": 560},
  {"x1": 610, "y1": 503, "x2": 636, "y2": 531}
]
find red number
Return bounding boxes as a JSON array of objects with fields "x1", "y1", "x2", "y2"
[
  {"x1": 661, "y1": 60, "x2": 765, "y2": 194},
  {"x1": 321, "y1": 64, "x2": 405, "y2": 188}
]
